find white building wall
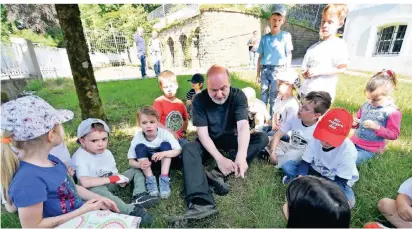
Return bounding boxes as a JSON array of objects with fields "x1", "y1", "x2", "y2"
[{"x1": 343, "y1": 4, "x2": 412, "y2": 75}]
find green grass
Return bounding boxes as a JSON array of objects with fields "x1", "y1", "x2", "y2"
[{"x1": 1, "y1": 73, "x2": 412, "y2": 228}]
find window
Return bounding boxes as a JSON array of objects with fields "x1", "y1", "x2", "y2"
[{"x1": 374, "y1": 24, "x2": 407, "y2": 56}]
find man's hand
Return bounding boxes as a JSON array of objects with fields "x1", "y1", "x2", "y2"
[
  {"x1": 398, "y1": 203, "x2": 412, "y2": 222},
  {"x1": 217, "y1": 157, "x2": 236, "y2": 176},
  {"x1": 234, "y1": 157, "x2": 248, "y2": 178},
  {"x1": 139, "y1": 160, "x2": 152, "y2": 170},
  {"x1": 151, "y1": 152, "x2": 166, "y2": 162},
  {"x1": 363, "y1": 120, "x2": 380, "y2": 131}
]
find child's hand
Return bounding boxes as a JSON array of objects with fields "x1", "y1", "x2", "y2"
[
  {"x1": 151, "y1": 152, "x2": 165, "y2": 162},
  {"x1": 302, "y1": 69, "x2": 310, "y2": 79},
  {"x1": 140, "y1": 160, "x2": 152, "y2": 170},
  {"x1": 352, "y1": 116, "x2": 360, "y2": 127},
  {"x1": 80, "y1": 198, "x2": 103, "y2": 214},
  {"x1": 67, "y1": 165, "x2": 75, "y2": 176},
  {"x1": 116, "y1": 174, "x2": 129, "y2": 187},
  {"x1": 97, "y1": 196, "x2": 120, "y2": 213},
  {"x1": 269, "y1": 151, "x2": 278, "y2": 165},
  {"x1": 398, "y1": 204, "x2": 412, "y2": 222},
  {"x1": 272, "y1": 123, "x2": 280, "y2": 131},
  {"x1": 362, "y1": 120, "x2": 380, "y2": 130}
]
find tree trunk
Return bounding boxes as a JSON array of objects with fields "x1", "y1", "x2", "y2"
[{"x1": 55, "y1": 4, "x2": 107, "y2": 120}]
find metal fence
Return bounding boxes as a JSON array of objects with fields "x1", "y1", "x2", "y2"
[
  {"x1": 148, "y1": 4, "x2": 200, "y2": 21},
  {"x1": 1, "y1": 43, "x2": 30, "y2": 79}
]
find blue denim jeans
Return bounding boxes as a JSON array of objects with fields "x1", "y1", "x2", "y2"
[
  {"x1": 282, "y1": 160, "x2": 356, "y2": 207},
  {"x1": 355, "y1": 144, "x2": 376, "y2": 165},
  {"x1": 154, "y1": 60, "x2": 161, "y2": 76},
  {"x1": 139, "y1": 54, "x2": 147, "y2": 78},
  {"x1": 260, "y1": 65, "x2": 285, "y2": 119}
]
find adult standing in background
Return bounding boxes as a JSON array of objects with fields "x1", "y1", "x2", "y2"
[
  {"x1": 149, "y1": 31, "x2": 163, "y2": 77},
  {"x1": 247, "y1": 30, "x2": 259, "y2": 69},
  {"x1": 134, "y1": 27, "x2": 147, "y2": 78}
]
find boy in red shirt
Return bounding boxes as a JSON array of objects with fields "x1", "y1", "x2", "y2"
[{"x1": 153, "y1": 70, "x2": 189, "y2": 146}]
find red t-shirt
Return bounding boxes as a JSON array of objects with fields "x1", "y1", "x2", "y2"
[{"x1": 153, "y1": 96, "x2": 188, "y2": 138}]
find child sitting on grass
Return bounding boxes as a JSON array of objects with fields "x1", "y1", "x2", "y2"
[
  {"x1": 72, "y1": 118, "x2": 157, "y2": 224},
  {"x1": 282, "y1": 108, "x2": 359, "y2": 208},
  {"x1": 0, "y1": 96, "x2": 128, "y2": 228},
  {"x1": 154, "y1": 70, "x2": 189, "y2": 146},
  {"x1": 186, "y1": 73, "x2": 204, "y2": 118},
  {"x1": 241, "y1": 87, "x2": 270, "y2": 131},
  {"x1": 127, "y1": 106, "x2": 182, "y2": 199},
  {"x1": 375, "y1": 177, "x2": 412, "y2": 228},
  {"x1": 351, "y1": 70, "x2": 402, "y2": 165}
]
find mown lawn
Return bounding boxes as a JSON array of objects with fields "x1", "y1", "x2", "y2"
[{"x1": 1, "y1": 72, "x2": 411, "y2": 228}]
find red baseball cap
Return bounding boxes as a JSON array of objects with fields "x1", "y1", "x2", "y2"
[{"x1": 313, "y1": 108, "x2": 353, "y2": 147}]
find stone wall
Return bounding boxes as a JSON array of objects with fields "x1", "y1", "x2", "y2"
[
  {"x1": 158, "y1": 16, "x2": 200, "y2": 69},
  {"x1": 199, "y1": 11, "x2": 262, "y2": 68},
  {"x1": 263, "y1": 19, "x2": 320, "y2": 59},
  {"x1": 157, "y1": 10, "x2": 320, "y2": 70}
]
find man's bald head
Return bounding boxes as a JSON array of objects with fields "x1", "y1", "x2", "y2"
[
  {"x1": 207, "y1": 65, "x2": 230, "y2": 80},
  {"x1": 206, "y1": 64, "x2": 231, "y2": 105}
]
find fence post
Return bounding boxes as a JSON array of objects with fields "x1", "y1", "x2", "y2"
[{"x1": 10, "y1": 38, "x2": 42, "y2": 80}]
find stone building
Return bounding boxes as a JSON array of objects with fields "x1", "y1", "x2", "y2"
[{"x1": 157, "y1": 9, "x2": 321, "y2": 70}]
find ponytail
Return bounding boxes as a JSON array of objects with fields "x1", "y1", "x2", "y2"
[
  {"x1": 365, "y1": 69, "x2": 397, "y2": 95},
  {"x1": 0, "y1": 130, "x2": 19, "y2": 205}
]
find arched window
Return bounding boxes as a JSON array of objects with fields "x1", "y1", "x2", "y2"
[{"x1": 167, "y1": 37, "x2": 175, "y2": 65}]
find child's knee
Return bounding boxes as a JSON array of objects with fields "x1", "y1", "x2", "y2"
[
  {"x1": 135, "y1": 143, "x2": 149, "y2": 159},
  {"x1": 159, "y1": 142, "x2": 172, "y2": 151},
  {"x1": 378, "y1": 198, "x2": 396, "y2": 213}
]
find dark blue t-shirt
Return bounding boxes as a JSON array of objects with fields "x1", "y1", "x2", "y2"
[{"x1": 9, "y1": 155, "x2": 84, "y2": 217}]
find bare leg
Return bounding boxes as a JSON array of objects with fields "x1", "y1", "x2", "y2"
[
  {"x1": 378, "y1": 198, "x2": 412, "y2": 228},
  {"x1": 161, "y1": 157, "x2": 172, "y2": 175}
]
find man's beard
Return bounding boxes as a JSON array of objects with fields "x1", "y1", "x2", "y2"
[{"x1": 211, "y1": 96, "x2": 228, "y2": 105}]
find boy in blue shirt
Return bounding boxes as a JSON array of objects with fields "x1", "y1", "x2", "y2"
[{"x1": 256, "y1": 4, "x2": 293, "y2": 120}]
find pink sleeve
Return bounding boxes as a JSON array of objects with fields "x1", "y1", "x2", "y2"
[
  {"x1": 352, "y1": 107, "x2": 362, "y2": 129},
  {"x1": 374, "y1": 109, "x2": 402, "y2": 140}
]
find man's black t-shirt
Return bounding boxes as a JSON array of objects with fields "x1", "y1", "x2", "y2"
[{"x1": 192, "y1": 87, "x2": 248, "y2": 140}]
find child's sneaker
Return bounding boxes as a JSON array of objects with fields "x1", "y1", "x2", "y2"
[
  {"x1": 131, "y1": 192, "x2": 160, "y2": 209},
  {"x1": 130, "y1": 204, "x2": 154, "y2": 226},
  {"x1": 146, "y1": 176, "x2": 159, "y2": 196},
  {"x1": 282, "y1": 175, "x2": 292, "y2": 185},
  {"x1": 159, "y1": 175, "x2": 171, "y2": 199}
]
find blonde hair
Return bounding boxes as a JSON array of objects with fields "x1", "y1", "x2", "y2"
[
  {"x1": 1, "y1": 130, "x2": 18, "y2": 205},
  {"x1": 242, "y1": 87, "x2": 257, "y2": 104},
  {"x1": 137, "y1": 105, "x2": 159, "y2": 125},
  {"x1": 1, "y1": 125, "x2": 63, "y2": 205},
  {"x1": 158, "y1": 70, "x2": 177, "y2": 87},
  {"x1": 322, "y1": 4, "x2": 348, "y2": 22}
]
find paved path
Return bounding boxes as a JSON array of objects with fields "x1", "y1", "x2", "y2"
[{"x1": 94, "y1": 58, "x2": 411, "y2": 83}]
